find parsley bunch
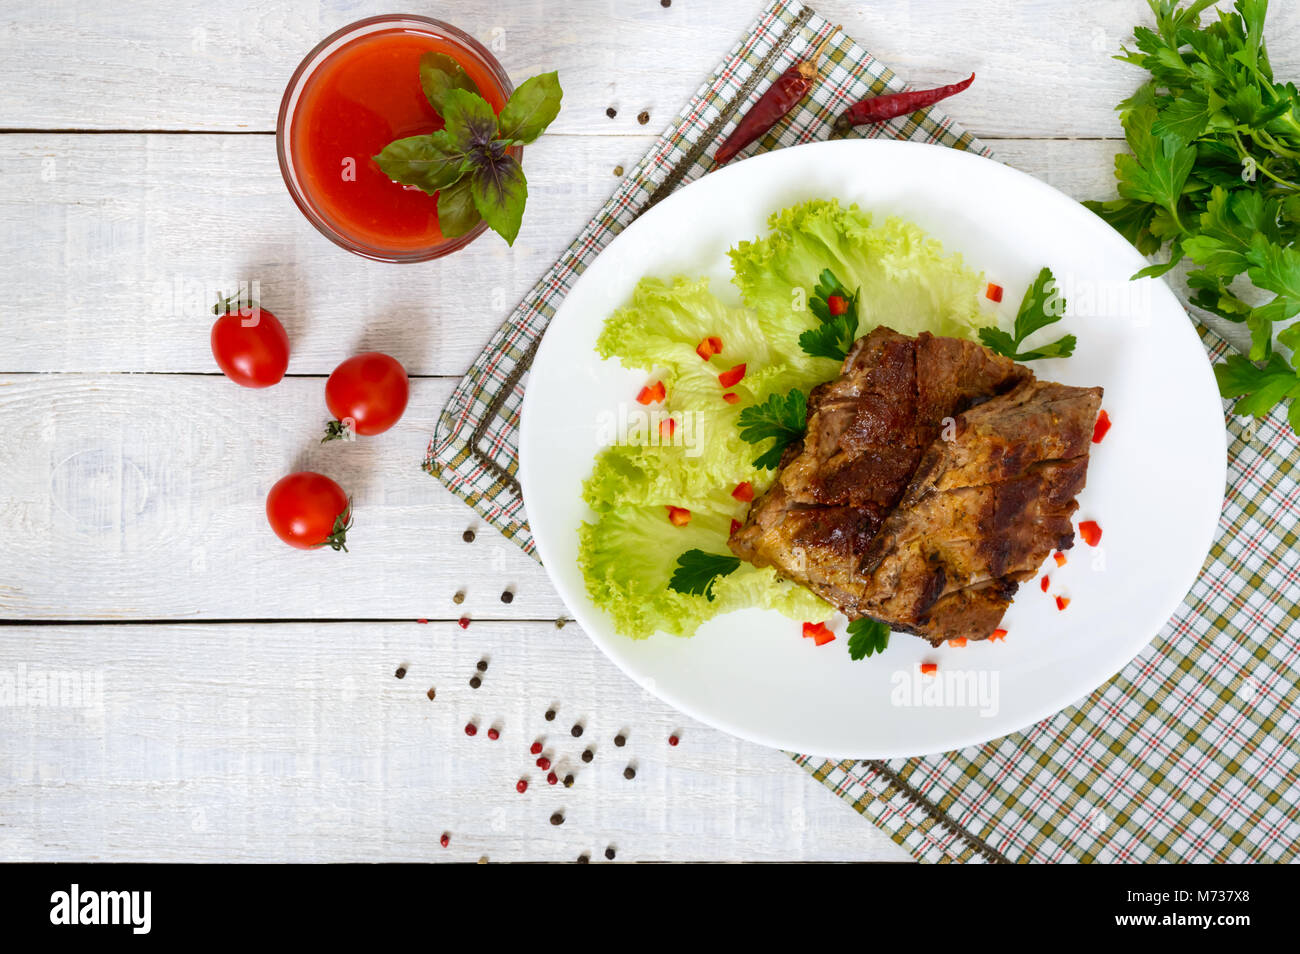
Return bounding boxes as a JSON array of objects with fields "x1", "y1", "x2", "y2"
[
  {"x1": 1084, "y1": 0, "x2": 1300, "y2": 432},
  {"x1": 373, "y1": 54, "x2": 562, "y2": 245}
]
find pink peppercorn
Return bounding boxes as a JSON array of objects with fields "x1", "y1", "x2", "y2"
[
  {"x1": 516, "y1": 779, "x2": 527, "y2": 794},
  {"x1": 487, "y1": 728, "x2": 499, "y2": 740},
  {"x1": 547, "y1": 772, "x2": 558, "y2": 785},
  {"x1": 465, "y1": 723, "x2": 477, "y2": 737},
  {"x1": 537, "y1": 757, "x2": 551, "y2": 771},
  {"x1": 530, "y1": 741, "x2": 542, "y2": 755},
  {"x1": 458, "y1": 617, "x2": 470, "y2": 629},
  {"x1": 440, "y1": 833, "x2": 450, "y2": 847},
  {"x1": 668, "y1": 734, "x2": 680, "y2": 747}
]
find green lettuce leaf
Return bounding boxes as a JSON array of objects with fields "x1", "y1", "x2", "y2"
[
  {"x1": 579, "y1": 505, "x2": 831, "y2": 640},
  {"x1": 728, "y1": 199, "x2": 987, "y2": 348}
]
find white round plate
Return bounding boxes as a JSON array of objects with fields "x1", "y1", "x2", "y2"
[{"x1": 518, "y1": 139, "x2": 1225, "y2": 759}]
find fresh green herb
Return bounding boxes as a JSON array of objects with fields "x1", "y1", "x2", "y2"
[
  {"x1": 1215, "y1": 335, "x2": 1300, "y2": 432},
  {"x1": 373, "y1": 59, "x2": 562, "y2": 245},
  {"x1": 1084, "y1": 0, "x2": 1300, "y2": 431},
  {"x1": 977, "y1": 266, "x2": 1077, "y2": 361},
  {"x1": 798, "y1": 269, "x2": 860, "y2": 361},
  {"x1": 667, "y1": 549, "x2": 742, "y2": 601},
  {"x1": 737, "y1": 388, "x2": 808, "y2": 469},
  {"x1": 847, "y1": 618, "x2": 891, "y2": 660}
]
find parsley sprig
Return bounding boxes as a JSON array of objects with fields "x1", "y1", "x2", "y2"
[
  {"x1": 667, "y1": 550, "x2": 741, "y2": 601},
  {"x1": 847, "y1": 618, "x2": 890, "y2": 660},
  {"x1": 799, "y1": 269, "x2": 861, "y2": 361},
  {"x1": 373, "y1": 55, "x2": 562, "y2": 245},
  {"x1": 737, "y1": 388, "x2": 808, "y2": 469},
  {"x1": 1083, "y1": 0, "x2": 1300, "y2": 432},
  {"x1": 977, "y1": 267, "x2": 1077, "y2": 361}
]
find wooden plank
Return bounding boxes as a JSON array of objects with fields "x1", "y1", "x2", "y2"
[
  {"x1": 0, "y1": 374, "x2": 566, "y2": 621},
  {"x1": 0, "y1": 132, "x2": 641, "y2": 376},
  {"x1": 0, "y1": 620, "x2": 909, "y2": 861},
  {"x1": 5, "y1": 133, "x2": 1228, "y2": 376},
  {"x1": 4, "y1": 1, "x2": 1297, "y2": 137}
]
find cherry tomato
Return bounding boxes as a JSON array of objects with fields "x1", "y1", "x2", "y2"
[
  {"x1": 210, "y1": 294, "x2": 290, "y2": 388},
  {"x1": 266, "y1": 471, "x2": 352, "y2": 551},
  {"x1": 323, "y1": 352, "x2": 409, "y2": 440}
]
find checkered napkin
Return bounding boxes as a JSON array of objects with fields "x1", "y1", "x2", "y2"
[{"x1": 426, "y1": 0, "x2": 1300, "y2": 861}]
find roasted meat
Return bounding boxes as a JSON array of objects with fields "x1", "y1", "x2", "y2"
[
  {"x1": 728, "y1": 326, "x2": 1102, "y2": 644},
  {"x1": 855, "y1": 377, "x2": 1102, "y2": 644}
]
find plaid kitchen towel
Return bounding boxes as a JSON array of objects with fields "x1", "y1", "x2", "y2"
[{"x1": 426, "y1": 0, "x2": 1300, "y2": 861}]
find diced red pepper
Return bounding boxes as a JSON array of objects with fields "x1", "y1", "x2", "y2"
[
  {"x1": 1092, "y1": 409, "x2": 1111, "y2": 444},
  {"x1": 985, "y1": 282, "x2": 1004, "y2": 303},
  {"x1": 1078, "y1": 520, "x2": 1102, "y2": 547},
  {"x1": 827, "y1": 295, "x2": 849, "y2": 316},
  {"x1": 659, "y1": 417, "x2": 676, "y2": 440},
  {"x1": 729, "y1": 518, "x2": 742, "y2": 536},
  {"x1": 920, "y1": 663, "x2": 938, "y2": 675},
  {"x1": 722, "y1": 392, "x2": 740, "y2": 404},
  {"x1": 801, "y1": 621, "x2": 835, "y2": 646},
  {"x1": 1055, "y1": 595, "x2": 1071, "y2": 611},
  {"x1": 1040, "y1": 575, "x2": 1050, "y2": 592},
  {"x1": 666, "y1": 505, "x2": 691, "y2": 527},
  {"x1": 696, "y1": 336, "x2": 723, "y2": 360},
  {"x1": 989, "y1": 628, "x2": 1008, "y2": 642},
  {"x1": 1053, "y1": 551, "x2": 1067, "y2": 567},
  {"x1": 732, "y1": 481, "x2": 754, "y2": 502},
  {"x1": 636, "y1": 380, "x2": 666, "y2": 405},
  {"x1": 948, "y1": 637, "x2": 968, "y2": 647},
  {"x1": 718, "y1": 363, "x2": 747, "y2": 388}
]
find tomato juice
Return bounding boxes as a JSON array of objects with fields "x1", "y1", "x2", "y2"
[{"x1": 279, "y1": 18, "x2": 512, "y2": 261}]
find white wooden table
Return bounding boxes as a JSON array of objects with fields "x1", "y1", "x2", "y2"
[{"x1": 1, "y1": 0, "x2": 1288, "y2": 863}]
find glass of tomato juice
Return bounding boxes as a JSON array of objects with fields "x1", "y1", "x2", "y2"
[{"x1": 277, "y1": 15, "x2": 513, "y2": 262}]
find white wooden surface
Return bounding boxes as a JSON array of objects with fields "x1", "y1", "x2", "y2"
[{"x1": 0, "y1": 0, "x2": 1279, "y2": 862}]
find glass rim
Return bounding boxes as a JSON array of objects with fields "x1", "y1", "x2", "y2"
[{"x1": 276, "y1": 14, "x2": 516, "y2": 264}]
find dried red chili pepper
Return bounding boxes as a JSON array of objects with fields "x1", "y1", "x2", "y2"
[
  {"x1": 714, "y1": 34, "x2": 834, "y2": 165},
  {"x1": 834, "y1": 73, "x2": 975, "y2": 131}
]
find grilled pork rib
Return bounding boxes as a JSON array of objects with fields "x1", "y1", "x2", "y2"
[{"x1": 728, "y1": 327, "x2": 1101, "y2": 644}]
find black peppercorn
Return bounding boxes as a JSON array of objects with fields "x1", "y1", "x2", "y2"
[
  {"x1": 571, "y1": 723, "x2": 583, "y2": 738},
  {"x1": 577, "y1": 853, "x2": 589, "y2": 863},
  {"x1": 426, "y1": 688, "x2": 436, "y2": 701},
  {"x1": 637, "y1": 110, "x2": 650, "y2": 125},
  {"x1": 550, "y1": 812, "x2": 564, "y2": 826},
  {"x1": 469, "y1": 676, "x2": 481, "y2": 689},
  {"x1": 605, "y1": 846, "x2": 616, "y2": 860},
  {"x1": 581, "y1": 748, "x2": 593, "y2": 763},
  {"x1": 605, "y1": 106, "x2": 617, "y2": 118},
  {"x1": 614, "y1": 734, "x2": 626, "y2": 747},
  {"x1": 545, "y1": 708, "x2": 556, "y2": 721},
  {"x1": 476, "y1": 659, "x2": 488, "y2": 672},
  {"x1": 462, "y1": 528, "x2": 476, "y2": 542},
  {"x1": 500, "y1": 590, "x2": 514, "y2": 604},
  {"x1": 563, "y1": 774, "x2": 574, "y2": 788},
  {"x1": 624, "y1": 765, "x2": 636, "y2": 780},
  {"x1": 394, "y1": 667, "x2": 406, "y2": 679}
]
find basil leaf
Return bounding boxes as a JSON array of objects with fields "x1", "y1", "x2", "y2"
[
  {"x1": 470, "y1": 151, "x2": 528, "y2": 245},
  {"x1": 419, "y1": 52, "x2": 481, "y2": 114},
  {"x1": 372, "y1": 130, "x2": 468, "y2": 194},
  {"x1": 496, "y1": 71, "x2": 562, "y2": 144},
  {"x1": 441, "y1": 87, "x2": 499, "y2": 151},
  {"x1": 436, "y1": 177, "x2": 481, "y2": 239}
]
